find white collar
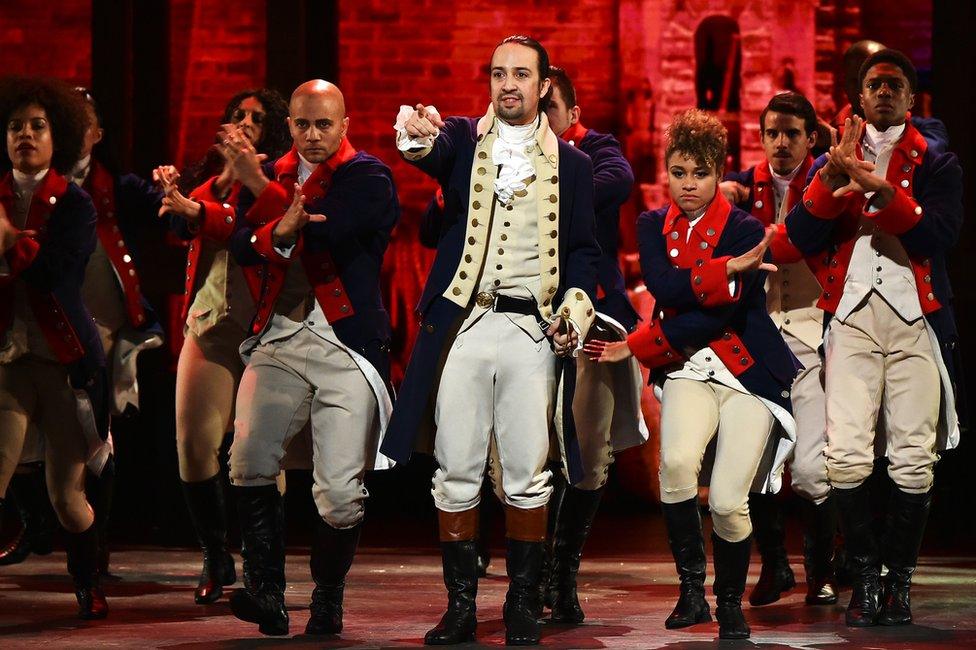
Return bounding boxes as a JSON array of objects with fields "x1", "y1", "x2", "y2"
[
  {"x1": 864, "y1": 122, "x2": 906, "y2": 153},
  {"x1": 71, "y1": 155, "x2": 92, "y2": 184},
  {"x1": 297, "y1": 152, "x2": 317, "y2": 184},
  {"x1": 496, "y1": 115, "x2": 539, "y2": 145},
  {"x1": 12, "y1": 167, "x2": 48, "y2": 193},
  {"x1": 685, "y1": 205, "x2": 708, "y2": 227},
  {"x1": 769, "y1": 161, "x2": 803, "y2": 183}
]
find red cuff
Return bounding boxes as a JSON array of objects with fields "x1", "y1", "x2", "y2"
[
  {"x1": 4, "y1": 237, "x2": 41, "y2": 275},
  {"x1": 249, "y1": 218, "x2": 303, "y2": 264},
  {"x1": 189, "y1": 178, "x2": 221, "y2": 202},
  {"x1": 768, "y1": 222, "x2": 803, "y2": 263},
  {"x1": 246, "y1": 182, "x2": 291, "y2": 226},
  {"x1": 197, "y1": 200, "x2": 236, "y2": 242},
  {"x1": 626, "y1": 320, "x2": 683, "y2": 370},
  {"x1": 865, "y1": 188, "x2": 922, "y2": 235},
  {"x1": 693, "y1": 256, "x2": 738, "y2": 307},
  {"x1": 802, "y1": 171, "x2": 850, "y2": 220}
]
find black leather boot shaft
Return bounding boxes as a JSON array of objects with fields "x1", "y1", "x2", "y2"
[
  {"x1": 87, "y1": 455, "x2": 116, "y2": 578},
  {"x1": 306, "y1": 519, "x2": 362, "y2": 635},
  {"x1": 540, "y1": 468, "x2": 568, "y2": 610},
  {"x1": 834, "y1": 483, "x2": 881, "y2": 627},
  {"x1": 425, "y1": 540, "x2": 479, "y2": 645},
  {"x1": 800, "y1": 497, "x2": 838, "y2": 604},
  {"x1": 712, "y1": 532, "x2": 751, "y2": 640},
  {"x1": 65, "y1": 523, "x2": 108, "y2": 619},
  {"x1": 230, "y1": 484, "x2": 288, "y2": 636},
  {"x1": 181, "y1": 474, "x2": 237, "y2": 604},
  {"x1": 880, "y1": 488, "x2": 932, "y2": 625},
  {"x1": 549, "y1": 486, "x2": 603, "y2": 624},
  {"x1": 748, "y1": 492, "x2": 795, "y2": 606},
  {"x1": 504, "y1": 539, "x2": 544, "y2": 645},
  {"x1": 0, "y1": 465, "x2": 56, "y2": 566},
  {"x1": 661, "y1": 498, "x2": 712, "y2": 629}
]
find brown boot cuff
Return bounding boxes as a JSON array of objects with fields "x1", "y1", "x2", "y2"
[
  {"x1": 505, "y1": 504, "x2": 548, "y2": 542},
  {"x1": 438, "y1": 507, "x2": 479, "y2": 542}
]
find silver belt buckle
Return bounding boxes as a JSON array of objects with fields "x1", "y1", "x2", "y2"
[{"x1": 475, "y1": 291, "x2": 495, "y2": 309}]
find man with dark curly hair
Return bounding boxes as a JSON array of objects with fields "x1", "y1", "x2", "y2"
[
  {"x1": 587, "y1": 109, "x2": 800, "y2": 640},
  {"x1": 0, "y1": 76, "x2": 109, "y2": 619}
]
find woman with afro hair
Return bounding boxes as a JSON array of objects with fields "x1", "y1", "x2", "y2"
[
  {"x1": 0, "y1": 76, "x2": 109, "y2": 619},
  {"x1": 152, "y1": 88, "x2": 290, "y2": 605},
  {"x1": 586, "y1": 109, "x2": 800, "y2": 639}
]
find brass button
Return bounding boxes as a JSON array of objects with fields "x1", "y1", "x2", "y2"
[
  {"x1": 465, "y1": 254, "x2": 472, "y2": 263},
  {"x1": 459, "y1": 271, "x2": 467, "y2": 279},
  {"x1": 477, "y1": 167, "x2": 486, "y2": 175},
  {"x1": 474, "y1": 183, "x2": 483, "y2": 192},
  {"x1": 472, "y1": 201, "x2": 481, "y2": 210},
  {"x1": 550, "y1": 175, "x2": 558, "y2": 183},
  {"x1": 548, "y1": 194, "x2": 557, "y2": 203},
  {"x1": 471, "y1": 218, "x2": 479, "y2": 227},
  {"x1": 548, "y1": 249, "x2": 555, "y2": 257},
  {"x1": 498, "y1": 248, "x2": 504, "y2": 255},
  {"x1": 478, "y1": 151, "x2": 487, "y2": 159},
  {"x1": 500, "y1": 234, "x2": 507, "y2": 241},
  {"x1": 575, "y1": 291, "x2": 584, "y2": 300},
  {"x1": 452, "y1": 287, "x2": 462, "y2": 296},
  {"x1": 550, "y1": 267, "x2": 557, "y2": 275},
  {"x1": 550, "y1": 230, "x2": 558, "y2": 238},
  {"x1": 548, "y1": 213, "x2": 556, "y2": 221},
  {"x1": 468, "y1": 236, "x2": 476, "y2": 244}
]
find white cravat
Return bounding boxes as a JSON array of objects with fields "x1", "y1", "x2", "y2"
[
  {"x1": 491, "y1": 117, "x2": 538, "y2": 206},
  {"x1": 297, "y1": 152, "x2": 316, "y2": 185},
  {"x1": 769, "y1": 162, "x2": 802, "y2": 219}
]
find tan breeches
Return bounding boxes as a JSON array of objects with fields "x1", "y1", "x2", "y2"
[
  {"x1": 786, "y1": 335, "x2": 830, "y2": 504},
  {"x1": 824, "y1": 292, "x2": 940, "y2": 492},
  {"x1": 175, "y1": 321, "x2": 246, "y2": 482},
  {"x1": 0, "y1": 355, "x2": 94, "y2": 532},
  {"x1": 659, "y1": 378, "x2": 776, "y2": 543}
]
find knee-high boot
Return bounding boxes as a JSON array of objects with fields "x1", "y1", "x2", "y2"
[
  {"x1": 229, "y1": 484, "x2": 288, "y2": 636},
  {"x1": 0, "y1": 465, "x2": 56, "y2": 565},
  {"x1": 181, "y1": 474, "x2": 237, "y2": 604},
  {"x1": 661, "y1": 498, "x2": 711, "y2": 629},
  {"x1": 549, "y1": 486, "x2": 603, "y2": 624},
  {"x1": 800, "y1": 496, "x2": 838, "y2": 604},
  {"x1": 747, "y1": 492, "x2": 795, "y2": 606},
  {"x1": 425, "y1": 508, "x2": 479, "y2": 645},
  {"x1": 503, "y1": 505, "x2": 546, "y2": 646},
  {"x1": 306, "y1": 518, "x2": 361, "y2": 635},
  {"x1": 834, "y1": 483, "x2": 881, "y2": 627},
  {"x1": 65, "y1": 523, "x2": 108, "y2": 619},
  {"x1": 712, "y1": 532, "x2": 751, "y2": 639},
  {"x1": 879, "y1": 488, "x2": 931, "y2": 625}
]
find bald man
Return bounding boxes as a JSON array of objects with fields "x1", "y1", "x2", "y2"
[{"x1": 221, "y1": 80, "x2": 399, "y2": 636}]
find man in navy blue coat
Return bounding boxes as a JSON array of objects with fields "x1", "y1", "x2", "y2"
[
  {"x1": 786, "y1": 49, "x2": 963, "y2": 628},
  {"x1": 385, "y1": 36, "x2": 600, "y2": 646},
  {"x1": 213, "y1": 80, "x2": 399, "y2": 637},
  {"x1": 537, "y1": 65, "x2": 646, "y2": 625}
]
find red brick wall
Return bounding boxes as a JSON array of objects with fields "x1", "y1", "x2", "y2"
[
  {"x1": 169, "y1": 0, "x2": 267, "y2": 167},
  {"x1": 0, "y1": 0, "x2": 92, "y2": 86}
]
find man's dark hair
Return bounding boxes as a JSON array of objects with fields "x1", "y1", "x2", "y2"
[
  {"x1": 180, "y1": 87, "x2": 291, "y2": 192},
  {"x1": 0, "y1": 76, "x2": 88, "y2": 174},
  {"x1": 759, "y1": 91, "x2": 817, "y2": 136},
  {"x1": 547, "y1": 66, "x2": 577, "y2": 109},
  {"x1": 495, "y1": 35, "x2": 550, "y2": 80},
  {"x1": 858, "y1": 48, "x2": 918, "y2": 93}
]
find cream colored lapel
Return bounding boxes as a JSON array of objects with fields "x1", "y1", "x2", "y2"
[{"x1": 535, "y1": 112, "x2": 560, "y2": 318}]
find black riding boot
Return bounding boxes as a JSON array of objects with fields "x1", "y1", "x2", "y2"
[
  {"x1": 549, "y1": 486, "x2": 603, "y2": 624},
  {"x1": 65, "y1": 523, "x2": 108, "y2": 619},
  {"x1": 540, "y1": 468, "x2": 567, "y2": 611},
  {"x1": 800, "y1": 497, "x2": 838, "y2": 604},
  {"x1": 504, "y1": 539, "x2": 544, "y2": 646},
  {"x1": 426, "y1": 508, "x2": 479, "y2": 645},
  {"x1": 879, "y1": 488, "x2": 931, "y2": 625},
  {"x1": 87, "y1": 455, "x2": 117, "y2": 579},
  {"x1": 661, "y1": 498, "x2": 712, "y2": 629},
  {"x1": 181, "y1": 474, "x2": 237, "y2": 604},
  {"x1": 748, "y1": 492, "x2": 795, "y2": 606},
  {"x1": 306, "y1": 519, "x2": 361, "y2": 635},
  {"x1": 0, "y1": 465, "x2": 56, "y2": 565},
  {"x1": 834, "y1": 483, "x2": 881, "y2": 627},
  {"x1": 712, "y1": 532, "x2": 751, "y2": 640},
  {"x1": 229, "y1": 484, "x2": 288, "y2": 636}
]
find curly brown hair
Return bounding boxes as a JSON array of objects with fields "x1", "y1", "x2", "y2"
[
  {"x1": 665, "y1": 109, "x2": 727, "y2": 175},
  {"x1": 0, "y1": 76, "x2": 88, "y2": 174}
]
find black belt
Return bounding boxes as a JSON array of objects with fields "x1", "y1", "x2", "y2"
[{"x1": 475, "y1": 291, "x2": 548, "y2": 331}]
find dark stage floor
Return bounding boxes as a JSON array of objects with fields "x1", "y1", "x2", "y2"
[{"x1": 2, "y1": 514, "x2": 975, "y2": 649}]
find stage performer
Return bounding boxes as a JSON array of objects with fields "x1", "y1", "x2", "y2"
[
  {"x1": 539, "y1": 65, "x2": 647, "y2": 625},
  {"x1": 0, "y1": 76, "x2": 109, "y2": 619},
  {"x1": 155, "y1": 88, "x2": 290, "y2": 605},
  {"x1": 786, "y1": 49, "x2": 963, "y2": 627},
  {"x1": 586, "y1": 109, "x2": 800, "y2": 640},
  {"x1": 218, "y1": 79, "x2": 397, "y2": 637},
  {"x1": 383, "y1": 35, "x2": 600, "y2": 646},
  {"x1": 721, "y1": 91, "x2": 838, "y2": 607}
]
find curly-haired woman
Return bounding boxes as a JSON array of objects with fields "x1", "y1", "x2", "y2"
[
  {"x1": 154, "y1": 88, "x2": 290, "y2": 605},
  {"x1": 0, "y1": 76, "x2": 109, "y2": 619},
  {"x1": 586, "y1": 109, "x2": 800, "y2": 639}
]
